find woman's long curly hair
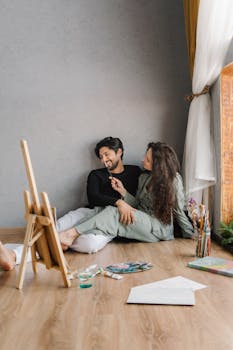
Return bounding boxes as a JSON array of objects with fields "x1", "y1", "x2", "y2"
[{"x1": 147, "y1": 142, "x2": 180, "y2": 225}]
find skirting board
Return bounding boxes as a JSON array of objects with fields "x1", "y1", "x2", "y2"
[{"x1": 0, "y1": 227, "x2": 25, "y2": 234}]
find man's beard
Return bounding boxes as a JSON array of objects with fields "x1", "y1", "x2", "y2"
[{"x1": 109, "y1": 159, "x2": 120, "y2": 171}]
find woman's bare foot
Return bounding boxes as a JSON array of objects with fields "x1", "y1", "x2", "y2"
[
  {"x1": 0, "y1": 241, "x2": 16, "y2": 271},
  {"x1": 59, "y1": 228, "x2": 80, "y2": 251}
]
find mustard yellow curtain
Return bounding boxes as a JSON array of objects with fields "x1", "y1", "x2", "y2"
[{"x1": 183, "y1": 0, "x2": 200, "y2": 79}]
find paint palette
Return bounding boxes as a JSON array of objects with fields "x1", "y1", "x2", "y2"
[{"x1": 105, "y1": 261, "x2": 153, "y2": 274}]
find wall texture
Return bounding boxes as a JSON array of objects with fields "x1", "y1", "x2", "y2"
[{"x1": 0, "y1": 0, "x2": 191, "y2": 226}]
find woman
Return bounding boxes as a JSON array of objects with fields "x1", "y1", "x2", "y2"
[{"x1": 60, "y1": 142, "x2": 194, "y2": 249}]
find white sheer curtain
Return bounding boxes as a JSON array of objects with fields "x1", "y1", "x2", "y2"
[{"x1": 183, "y1": 0, "x2": 233, "y2": 203}]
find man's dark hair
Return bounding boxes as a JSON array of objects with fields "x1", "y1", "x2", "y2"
[{"x1": 95, "y1": 137, "x2": 124, "y2": 159}]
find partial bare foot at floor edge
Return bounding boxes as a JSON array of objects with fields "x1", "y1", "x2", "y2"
[
  {"x1": 0, "y1": 241, "x2": 16, "y2": 271},
  {"x1": 59, "y1": 228, "x2": 80, "y2": 251}
]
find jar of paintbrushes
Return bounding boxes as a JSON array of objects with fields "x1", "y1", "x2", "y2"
[{"x1": 188, "y1": 199, "x2": 211, "y2": 258}]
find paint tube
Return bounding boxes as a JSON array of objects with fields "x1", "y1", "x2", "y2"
[{"x1": 101, "y1": 269, "x2": 123, "y2": 280}]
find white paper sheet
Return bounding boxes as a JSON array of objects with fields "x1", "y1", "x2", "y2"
[
  {"x1": 127, "y1": 287, "x2": 195, "y2": 305},
  {"x1": 126, "y1": 276, "x2": 206, "y2": 305},
  {"x1": 132, "y1": 276, "x2": 206, "y2": 291}
]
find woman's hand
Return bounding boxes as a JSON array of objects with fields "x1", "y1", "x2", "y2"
[
  {"x1": 115, "y1": 199, "x2": 135, "y2": 225},
  {"x1": 110, "y1": 177, "x2": 127, "y2": 197}
]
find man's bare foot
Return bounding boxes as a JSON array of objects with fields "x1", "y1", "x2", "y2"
[
  {"x1": 0, "y1": 241, "x2": 16, "y2": 271},
  {"x1": 59, "y1": 228, "x2": 80, "y2": 251}
]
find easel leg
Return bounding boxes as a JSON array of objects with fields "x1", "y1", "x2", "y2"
[
  {"x1": 31, "y1": 244, "x2": 37, "y2": 274},
  {"x1": 41, "y1": 192, "x2": 71, "y2": 288},
  {"x1": 24, "y1": 190, "x2": 37, "y2": 274},
  {"x1": 16, "y1": 214, "x2": 36, "y2": 290}
]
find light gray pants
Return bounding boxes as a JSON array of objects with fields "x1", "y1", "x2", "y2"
[
  {"x1": 56, "y1": 207, "x2": 112, "y2": 252},
  {"x1": 76, "y1": 206, "x2": 174, "y2": 243},
  {"x1": 8, "y1": 207, "x2": 112, "y2": 265}
]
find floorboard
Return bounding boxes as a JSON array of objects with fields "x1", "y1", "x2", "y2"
[{"x1": 0, "y1": 235, "x2": 233, "y2": 350}]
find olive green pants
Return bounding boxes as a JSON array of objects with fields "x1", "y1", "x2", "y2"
[{"x1": 75, "y1": 206, "x2": 174, "y2": 243}]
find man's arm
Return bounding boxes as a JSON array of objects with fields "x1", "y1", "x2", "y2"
[
  {"x1": 87, "y1": 167, "x2": 140, "y2": 225},
  {"x1": 115, "y1": 199, "x2": 135, "y2": 225},
  {"x1": 110, "y1": 177, "x2": 136, "y2": 225},
  {"x1": 87, "y1": 170, "x2": 121, "y2": 207}
]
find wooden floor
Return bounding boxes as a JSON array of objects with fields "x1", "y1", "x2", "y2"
[{"x1": 1, "y1": 233, "x2": 233, "y2": 350}]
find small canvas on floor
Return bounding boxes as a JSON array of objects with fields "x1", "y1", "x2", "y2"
[{"x1": 188, "y1": 256, "x2": 233, "y2": 277}]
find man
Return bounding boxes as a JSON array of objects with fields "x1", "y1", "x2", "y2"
[
  {"x1": 58, "y1": 137, "x2": 141, "y2": 249},
  {"x1": 0, "y1": 137, "x2": 141, "y2": 271},
  {"x1": 88, "y1": 136, "x2": 140, "y2": 225}
]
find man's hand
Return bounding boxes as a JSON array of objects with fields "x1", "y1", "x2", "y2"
[
  {"x1": 110, "y1": 177, "x2": 127, "y2": 197},
  {"x1": 115, "y1": 199, "x2": 135, "y2": 225}
]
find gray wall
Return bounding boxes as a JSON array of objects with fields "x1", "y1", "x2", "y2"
[{"x1": 0, "y1": 0, "x2": 191, "y2": 227}]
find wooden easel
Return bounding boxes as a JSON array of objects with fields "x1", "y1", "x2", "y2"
[{"x1": 16, "y1": 140, "x2": 71, "y2": 289}]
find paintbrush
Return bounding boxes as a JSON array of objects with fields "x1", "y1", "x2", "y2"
[{"x1": 104, "y1": 162, "x2": 113, "y2": 178}]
